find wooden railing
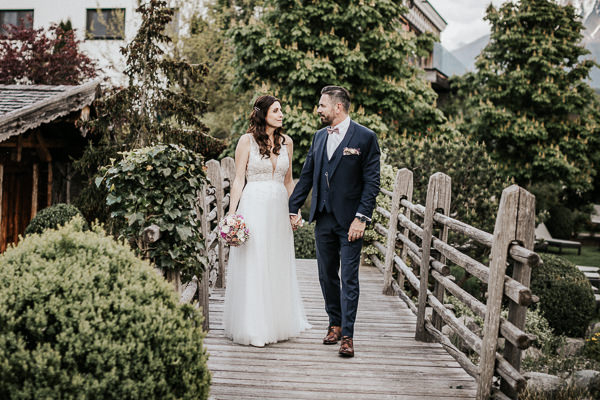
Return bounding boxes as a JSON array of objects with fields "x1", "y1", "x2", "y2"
[
  {"x1": 179, "y1": 159, "x2": 540, "y2": 399},
  {"x1": 178, "y1": 157, "x2": 235, "y2": 331},
  {"x1": 369, "y1": 169, "x2": 540, "y2": 400}
]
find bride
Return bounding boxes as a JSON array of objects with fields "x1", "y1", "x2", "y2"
[{"x1": 223, "y1": 95, "x2": 311, "y2": 347}]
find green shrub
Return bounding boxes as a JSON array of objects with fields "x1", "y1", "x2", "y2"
[
  {"x1": 584, "y1": 332, "x2": 600, "y2": 361},
  {"x1": 523, "y1": 307, "x2": 563, "y2": 355},
  {"x1": 531, "y1": 254, "x2": 595, "y2": 337},
  {"x1": 547, "y1": 206, "x2": 575, "y2": 239},
  {"x1": 24, "y1": 203, "x2": 87, "y2": 235},
  {"x1": 294, "y1": 223, "x2": 316, "y2": 259},
  {"x1": 96, "y1": 144, "x2": 206, "y2": 281},
  {"x1": 0, "y1": 218, "x2": 210, "y2": 399},
  {"x1": 363, "y1": 154, "x2": 396, "y2": 261}
]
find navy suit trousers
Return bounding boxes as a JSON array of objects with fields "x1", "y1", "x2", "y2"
[{"x1": 314, "y1": 211, "x2": 362, "y2": 338}]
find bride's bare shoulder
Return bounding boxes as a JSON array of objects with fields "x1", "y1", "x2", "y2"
[
  {"x1": 282, "y1": 134, "x2": 293, "y2": 145},
  {"x1": 238, "y1": 133, "x2": 252, "y2": 146}
]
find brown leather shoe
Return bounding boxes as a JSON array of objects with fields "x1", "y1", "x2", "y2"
[
  {"x1": 323, "y1": 326, "x2": 342, "y2": 344},
  {"x1": 339, "y1": 336, "x2": 354, "y2": 357}
]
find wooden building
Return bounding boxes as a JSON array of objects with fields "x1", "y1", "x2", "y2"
[
  {"x1": 400, "y1": 0, "x2": 451, "y2": 92},
  {"x1": 0, "y1": 81, "x2": 99, "y2": 252}
]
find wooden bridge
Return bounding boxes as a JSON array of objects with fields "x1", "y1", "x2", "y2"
[
  {"x1": 175, "y1": 158, "x2": 542, "y2": 400},
  {"x1": 205, "y1": 259, "x2": 476, "y2": 400}
]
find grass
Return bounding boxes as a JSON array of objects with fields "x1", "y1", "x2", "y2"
[{"x1": 540, "y1": 245, "x2": 600, "y2": 267}]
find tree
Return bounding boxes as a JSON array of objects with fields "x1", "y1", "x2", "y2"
[
  {"x1": 173, "y1": 0, "x2": 249, "y2": 141},
  {"x1": 229, "y1": 0, "x2": 446, "y2": 173},
  {"x1": 447, "y1": 0, "x2": 600, "y2": 215},
  {"x1": 0, "y1": 19, "x2": 97, "y2": 84},
  {"x1": 74, "y1": 0, "x2": 225, "y2": 223}
]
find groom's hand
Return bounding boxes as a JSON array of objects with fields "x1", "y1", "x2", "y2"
[
  {"x1": 290, "y1": 213, "x2": 301, "y2": 230},
  {"x1": 348, "y1": 218, "x2": 366, "y2": 242}
]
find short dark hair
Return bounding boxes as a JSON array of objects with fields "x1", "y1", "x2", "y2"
[{"x1": 321, "y1": 85, "x2": 351, "y2": 112}]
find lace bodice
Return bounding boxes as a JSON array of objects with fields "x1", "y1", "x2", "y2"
[{"x1": 246, "y1": 135, "x2": 289, "y2": 183}]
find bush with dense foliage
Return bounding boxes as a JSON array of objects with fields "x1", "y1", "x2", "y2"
[
  {"x1": 293, "y1": 222, "x2": 316, "y2": 259},
  {"x1": 584, "y1": 332, "x2": 600, "y2": 362},
  {"x1": 24, "y1": 203, "x2": 87, "y2": 235},
  {"x1": 0, "y1": 218, "x2": 210, "y2": 399},
  {"x1": 0, "y1": 20, "x2": 96, "y2": 84},
  {"x1": 531, "y1": 254, "x2": 595, "y2": 337},
  {"x1": 446, "y1": 0, "x2": 600, "y2": 218},
  {"x1": 96, "y1": 144, "x2": 206, "y2": 281},
  {"x1": 230, "y1": 0, "x2": 445, "y2": 174}
]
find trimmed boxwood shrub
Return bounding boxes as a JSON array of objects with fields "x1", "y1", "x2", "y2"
[
  {"x1": 294, "y1": 223, "x2": 316, "y2": 259},
  {"x1": 531, "y1": 254, "x2": 595, "y2": 337},
  {"x1": 0, "y1": 218, "x2": 210, "y2": 399},
  {"x1": 24, "y1": 203, "x2": 87, "y2": 235}
]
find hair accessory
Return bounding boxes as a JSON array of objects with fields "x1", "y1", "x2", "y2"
[{"x1": 253, "y1": 106, "x2": 260, "y2": 112}]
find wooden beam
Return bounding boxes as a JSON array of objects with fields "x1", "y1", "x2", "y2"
[
  {"x1": 47, "y1": 162, "x2": 53, "y2": 207},
  {"x1": 35, "y1": 131, "x2": 52, "y2": 162},
  {"x1": 0, "y1": 163, "x2": 3, "y2": 249},
  {"x1": 16, "y1": 135, "x2": 22, "y2": 162},
  {"x1": 31, "y1": 163, "x2": 38, "y2": 218},
  {"x1": 0, "y1": 137, "x2": 68, "y2": 148}
]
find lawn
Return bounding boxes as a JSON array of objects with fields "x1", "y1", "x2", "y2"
[{"x1": 540, "y1": 245, "x2": 600, "y2": 267}]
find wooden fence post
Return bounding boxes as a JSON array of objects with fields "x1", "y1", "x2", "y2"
[
  {"x1": 0, "y1": 164, "x2": 3, "y2": 249},
  {"x1": 220, "y1": 157, "x2": 236, "y2": 284},
  {"x1": 383, "y1": 168, "x2": 413, "y2": 295},
  {"x1": 31, "y1": 163, "x2": 39, "y2": 218},
  {"x1": 206, "y1": 160, "x2": 226, "y2": 288},
  {"x1": 197, "y1": 184, "x2": 211, "y2": 332},
  {"x1": 431, "y1": 176, "x2": 451, "y2": 332},
  {"x1": 502, "y1": 188, "x2": 536, "y2": 398},
  {"x1": 415, "y1": 172, "x2": 451, "y2": 342},
  {"x1": 477, "y1": 185, "x2": 531, "y2": 400}
]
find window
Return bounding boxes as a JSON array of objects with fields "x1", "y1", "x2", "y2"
[
  {"x1": 0, "y1": 10, "x2": 34, "y2": 36},
  {"x1": 86, "y1": 8, "x2": 125, "y2": 40}
]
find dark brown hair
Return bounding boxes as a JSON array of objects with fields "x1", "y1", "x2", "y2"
[
  {"x1": 321, "y1": 85, "x2": 351, "y2": 112},
  {"x1": 248, "y1": 95, "x2": 285, "y2": 159}
]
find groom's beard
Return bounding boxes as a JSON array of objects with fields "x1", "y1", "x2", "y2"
[{"x1": 319, "y1": 113, "x2": 333, "y2": 126}]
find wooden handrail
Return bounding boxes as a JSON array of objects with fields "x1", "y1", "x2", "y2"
[{"x1": 372, "y1": 168, "x2": 538, "y2": 400}]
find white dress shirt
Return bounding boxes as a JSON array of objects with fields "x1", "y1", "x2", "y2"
[{"x1": 326, "y1": 116, "x2": 351, "y2": 159}]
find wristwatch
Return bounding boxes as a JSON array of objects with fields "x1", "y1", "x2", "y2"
[{"x1": 358, "y1": 215, "x2": 370, "y2": 225}]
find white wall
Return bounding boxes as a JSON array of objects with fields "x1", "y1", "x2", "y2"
[{"x1": 1, "y1": 0, "x2": 201, "y2": 83}]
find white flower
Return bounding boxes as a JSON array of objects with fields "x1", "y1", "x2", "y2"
[
  {"x1": 221, "y1": 225, "x2": 230, "y2": 234},
  {"x1": 227, "y1": 216, "x2": 235, "y2": 225}
]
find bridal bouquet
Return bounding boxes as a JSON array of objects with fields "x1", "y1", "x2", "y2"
[{"x1": 218, "y1": 214, "x2": 250, "y2": 246}]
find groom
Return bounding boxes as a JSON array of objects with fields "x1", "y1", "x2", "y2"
[{"x1": 289, "y1": 85, "x2": 380, "y2": 357}]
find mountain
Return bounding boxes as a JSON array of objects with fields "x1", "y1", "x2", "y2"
[
  {"x1": 449, "y1": 34, "x2": 489, "y2": 72},
  {"x1": 450, "y1": 0, "x2": 600, "y2": 87}
]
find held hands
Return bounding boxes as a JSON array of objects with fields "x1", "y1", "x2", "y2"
[
  {"x1": 290, "y1": 211, "x2": 302, "y2": 231},
  {"x1": 348, "y1": 218, "x2": 366, "y2": 242}
]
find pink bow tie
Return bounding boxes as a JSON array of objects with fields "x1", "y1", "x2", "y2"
[{"x1": 327, "y1": 126, "x2": 340, "y2": 135}]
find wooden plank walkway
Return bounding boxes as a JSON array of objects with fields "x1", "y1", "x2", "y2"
[{"x1": 205, "y1": 259, "x2": 476, "y2": 399}]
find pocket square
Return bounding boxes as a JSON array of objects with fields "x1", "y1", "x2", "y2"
[{"x1": 343, "y1": 147, "x2": 361, "y2": 156}]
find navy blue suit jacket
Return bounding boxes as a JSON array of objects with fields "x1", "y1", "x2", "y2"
[{"x1": 289, "y1": 120, "x2": 381, "y2": 230}]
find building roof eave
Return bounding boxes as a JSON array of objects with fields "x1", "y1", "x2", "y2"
[{"x1": 0, "y1": 80, "x2": 100, "y2": 143}]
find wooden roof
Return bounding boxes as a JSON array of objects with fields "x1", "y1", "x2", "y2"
[{"x1": 0, "y1": 80, "x2": 99, "y2": 143}]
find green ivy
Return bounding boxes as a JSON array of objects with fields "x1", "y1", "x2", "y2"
[{"x1": 97, "y1": 144, "x2": 206, "y2": 281}]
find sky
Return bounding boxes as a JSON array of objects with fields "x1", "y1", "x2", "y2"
[{"x1": 427, "y1": 0, "x2": 509, "y2": 51}]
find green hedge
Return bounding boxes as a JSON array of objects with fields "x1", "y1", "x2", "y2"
[
  {"x1": 24, "y1": 203, "x2": 87, "y2": 235},
  {"x1": 294, "y1": 223, "x2": 316, "y2": 259},
  {"x1": 0, "y1": 218, "x2": 210, "y2": 399},
  {"x1": 531, "y1": 254, "x2": 595, "y2": 337}
]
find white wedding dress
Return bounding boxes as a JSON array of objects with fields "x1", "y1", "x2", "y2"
[{"x1": 223, "y1": 135, "x2": 311, "y2": 346}]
